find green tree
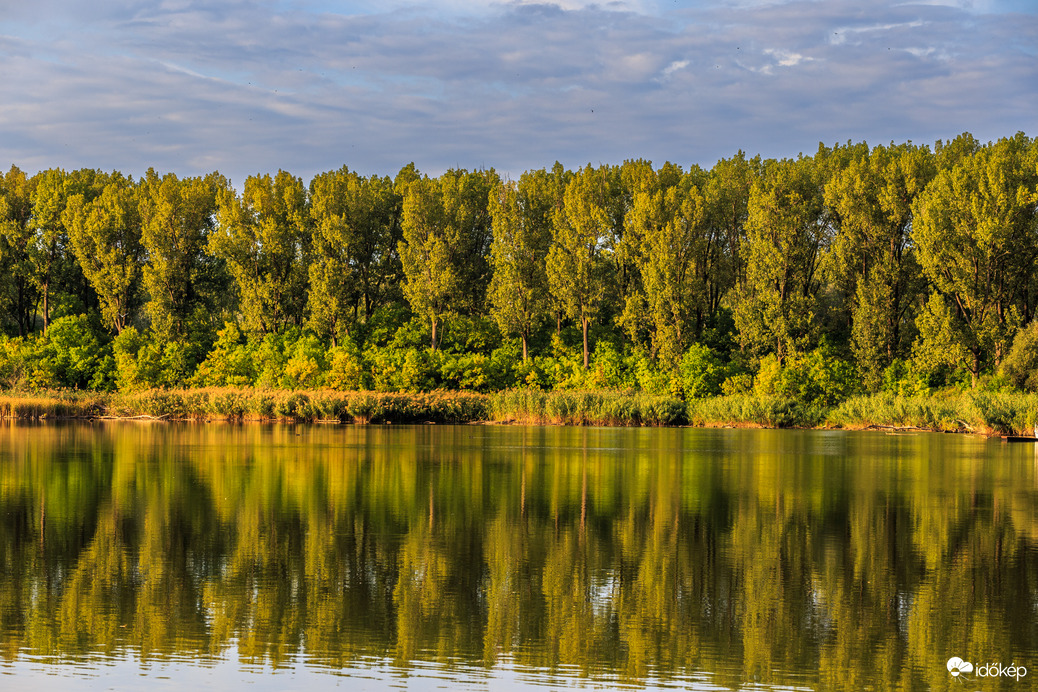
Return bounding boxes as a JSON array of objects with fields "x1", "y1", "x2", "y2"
[
  {"x1": 703, "y1": 152, "x2": 759, "y2": 296},
  {"x1": 627, "y1": 168, "x2": 709, "y2": 365},
  {"x1": 399, "y1": 175, "x2": 454, "y2": 350},
  {"x1": 209, "y1": 171, "x2": 310, "y2": 335},
  {"x1": 825, "y1": 142, "x2": 935, "y2": 390},
  {"x1": 0, "y1": 166, "x2": 37, "y2": 336},
  {"x1": 547, "y1": 166, "x2": 612, "y2": 369},
  {"x1": 26, "y1": 169, "x2": 105, "y2": 332},
  {"x1": 734, "y1": 156, "x2": 828, "y2": 363},
  {"x1": 308, "y1": 167, "x2": 401, "y2": 344},
  {"x1": 440, "y1": 168, "x2": 499, "y2": 313},
  {"x1": 488, "y1": 172, "x2": 553, "y2": 361},
  {"x1": 912, "y1": 133, "x2": 1038, "y2": 386},
  {"x1": 138, "y1": 169, "x2": 225, "y2": 340},
  {"x1": 64, "y1": 173, "x2": 144, "y2": 334}
]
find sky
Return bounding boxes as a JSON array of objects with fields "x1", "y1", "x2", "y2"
[{"x1": 1, "y1": 0, "x2": 1035, "y2": 184}]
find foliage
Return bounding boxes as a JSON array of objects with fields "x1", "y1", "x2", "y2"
[
  {"x1": 3, "y1": 135, "x2": 1038, "y2": 410},
  {"x1": 679, "y1": 344, "x2": 726, "y2": 399},
  {"x1": 1001, "y1": 319, "x2": 1038, "y2": 391}
]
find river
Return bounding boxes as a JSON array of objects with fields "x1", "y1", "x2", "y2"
[{"x1": 1, "y1": 423, "x2": 1036, "y2": 690}]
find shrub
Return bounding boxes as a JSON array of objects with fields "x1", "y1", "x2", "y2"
[
  {"x1": 1002, "y1": 320, "x2": 1038, "y2": 391},
  {"x1": 326, "y1": 341, "x2": 365, "y2": 390},
  {"x1": 680, "y1": 344, "x2": 726, "y2": 399},
  {"x1": 192, "y1": 322, "x2": 257, "y2": 387}
]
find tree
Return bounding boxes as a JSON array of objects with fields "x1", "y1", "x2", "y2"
[
  {"x1": 209, "y1": 170, "x2": 310, "y2": 335},
  {"x1": 702, "y1": 152, "x2": 759, "y2": 297},
  {"x1": 138, "y1": 169, "x2": 225, "y2": 340},
  {"x1": 64, "y1": 173, "x2": 144, "y2": 334},
  {"x1": 547, "y1": 165, "x2": 612, "y2": 369},
  {"x1": 308, "y1": 167, "x2": 401, "y2": 344},
  {"x1": 626, "y1": 168, "x2": 708, "y2": 365},
  {"x1": 488, "y1": 171, "x2": 553, "y2": 361},
  {"x1": 27, "y1": 169, "x2": 107, "y2": 332},
  {"x1": 399, "y1": 169, "x2": 498, "y2": 350},
  {"x1": 0, "y1": 166, "x2": 37, "y2": 335},
  {"x1": 399, "y1": 175, "x2": 454, "y2": 350},
  {"x1": 825, "y1": 142, "x2": 935, "y2": 390},
  {"x1": 439, "y1": 168, "x2": 499, "y2": 313},
  {"x1": 734, "y1": 156, "x2": 827, "y2": 363},
  {"x1": 912, "y1": 133, "x2": 1038, "y2": 386}
]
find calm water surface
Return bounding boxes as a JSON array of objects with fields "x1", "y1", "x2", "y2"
[{"x1": 1, "y1": 423, "x2": 1037, "y2": 690}]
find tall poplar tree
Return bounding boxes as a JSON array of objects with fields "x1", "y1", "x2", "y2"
[
  {"x1": 29, "y1": 169, "x2": 107, "y2": 331},
  {"x1": 547, "y1": 165, "x2": 611, "y2": 369},
  {"x1": 64, "y1": 173, "x2": 144, "y2": 334},
  {"x1": 399, "y1": 175, "x2": 454, "y2": 350},
  {"x1": 308, "y1": 167, "x2": 401, "y2": 343},
  {"x1": 627, "y1": 170, "x2": 707, "y2": 365},
  {"x1": 826, "y1": 143, "x2": 934, "y2": 390},
  {"x1": 734, "y1": 156, "x2": 827, "y2": 363},
  {"x1": 912, "y1": 133, "x2": 1038, "y2": 386},
  {"x1": 138, "y1": 169, "x2": 225, "y2": 339},
  {"x1": 0, "y1": 166, "x2": 37, "y2": 335},
  {"x1": 488, "y1": 171, "x2": 553, "y2": 361},
  {"x1": 209, "y1": 170, "x2": 310, "y2": 335}
]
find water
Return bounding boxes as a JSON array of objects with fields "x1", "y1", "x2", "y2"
[{"x1": 1, "y1": 423, "x2": 1036, "y2": 690}]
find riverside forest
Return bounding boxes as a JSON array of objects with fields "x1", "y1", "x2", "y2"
[{"x1": 2, "y1": 132, "x2": 1038, "y2": 430}]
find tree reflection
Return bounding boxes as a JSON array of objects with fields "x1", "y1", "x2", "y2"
[{"x1": 1, "y1": 423, "x2": 1037, "y2": 690}]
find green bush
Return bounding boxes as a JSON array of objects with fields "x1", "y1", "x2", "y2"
[
  {"x1": 192, "y1": 322, "x2": 257, "y2": 387},
  {"x1": 755, "y1": 345, "x2": 859, "y2": 407},
  {"x1": 326, "y1": 341, "x2": 365, "y2": 390},
  {"x1": 1002, "y1": 320, "x2": 1038, "y2": 391},
  {"x1": 45, "y1": 314, "x2": 114, "y2": 390},
  {"x1": 680, "y1": 344, "x2": 726, "y2": 399},
  {"x1": 283, "y1": 333, "x2": 330, "y2": 389}
]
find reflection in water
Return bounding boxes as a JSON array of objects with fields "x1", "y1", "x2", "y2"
[{"x1": 1, "y1": 423, "x2": 1037, "y2": 690}]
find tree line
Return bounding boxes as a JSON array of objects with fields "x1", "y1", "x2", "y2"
[{"x1": 0, "y1": 131, "x2": 1036, "y2": 398}]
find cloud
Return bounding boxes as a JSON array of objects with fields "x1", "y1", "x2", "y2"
[{"x1": 1, "y1": 0, "x2": 1035, "y2": 183}]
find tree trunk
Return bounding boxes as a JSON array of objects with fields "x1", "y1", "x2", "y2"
[
  {"x1": 522, "y1": 333, "x2": 528, "y2": 362},
  {"x1": 431, "y1": 317, "x2": 439, "y2": 351},
  {"x1": 42, "y1": 283, "x2": 50, "y2": 333},
  {"x1": 582, "y1": 316, "x2": 589, "y2": 369}
]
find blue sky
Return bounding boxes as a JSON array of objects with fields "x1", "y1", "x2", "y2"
[{"x1": 1, "y1": 0, "x2": 1035, "y2": 184}]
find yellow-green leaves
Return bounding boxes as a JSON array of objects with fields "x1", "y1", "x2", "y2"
[
  {"x1": 209, "y1": 171, "x2": 309, "y2": 335},
  {"x1": 734, "y1": 156, "x2": 826, "y2": 363},
  {"x1": 64, "y1": 173, "x2": 143, "y2": 334},
  {"x1": 488, "y1": 169, "x2": 558, "y2": 361},
  {"x1": 547, "y1": 165, "x2": 612, "y2": 368},
  {"x1": 912, "y1": 133, "x2": 1037, "y2": 385}
]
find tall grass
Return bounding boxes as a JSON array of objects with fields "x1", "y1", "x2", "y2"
[
  {"x1": 686, "y1": 394, "x2": 827, "y2": 429},
  {"x1": 0, "y1": 391, "x2": 107, "y2": 420},
  {"x1": 103, "y1": 388, "x2": 491, "y2": 424},
  {"x1": 490, "y1": 389, "x2": 687, "y2": 426},
  {"x1": 827, "y1": 391, "x2": 1038, "y2": 435},
  {"x1": 8, "y1": 386, "x2": 1038, "y2": 434}
]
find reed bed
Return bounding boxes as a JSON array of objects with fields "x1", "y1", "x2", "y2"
[
  {"x1": 0, "y1": 391, "x2": 107, "y2": 420},
  {"x1": 103, "y1": 387, "x2": 492, "y2": 424},
  {"x1": 827, "y1": 391, "x2": 1038, "y2": 435},
  {"x1": 8, "y1": 386, "x2": 1038, "y2": 435},
  {"x1": 490, "y1": 389, "x2": 687, "y2": 426},
  {"x1": 686, "y1": 394, "x2": 827, "y2": 429}
]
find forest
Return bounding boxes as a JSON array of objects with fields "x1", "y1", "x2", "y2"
[{"x1": 1, "y1": 132, "x2": 1036, "y2": 409}]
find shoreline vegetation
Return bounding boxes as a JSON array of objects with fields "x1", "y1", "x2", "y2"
[
  {"x1": 4, "y1": 387, "x2": 1038, "y2": 437},
  {"x1": 3, "y1": 134, "x2": 1038, "y2": 429}
]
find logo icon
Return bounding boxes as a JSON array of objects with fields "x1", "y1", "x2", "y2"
[{"x1": 947, "y1": 657, "x2": 974, "y2": 677}]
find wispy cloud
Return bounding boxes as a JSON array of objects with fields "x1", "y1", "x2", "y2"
[{"x1": 1, "y1": 0, "x2": 1035, "y2": 183}]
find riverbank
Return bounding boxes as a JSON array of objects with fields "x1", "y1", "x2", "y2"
[{"x1": 2, "y1": 387, "x2": 1037, "y2": 436}]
